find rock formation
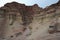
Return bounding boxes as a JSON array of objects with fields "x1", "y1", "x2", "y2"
[{"x1": 0, "y1": 0, "x2": 60, "y2": 40}]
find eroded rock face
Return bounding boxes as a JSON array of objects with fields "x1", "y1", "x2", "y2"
[
  {"x1": 0, "y1": 2, "x2": 41, "y2": 39},
  {"x1": 0, "y1": 0, "x2": 60, "y2": 40}
]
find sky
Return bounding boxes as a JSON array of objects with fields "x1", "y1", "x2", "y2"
[{"x1": 0, "y1": 0, "x2": 59, "y2": 8}]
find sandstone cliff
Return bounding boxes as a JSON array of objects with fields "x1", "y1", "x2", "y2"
[{"x1": 0, "y1": 0, "x2": 60, "y2": 40}]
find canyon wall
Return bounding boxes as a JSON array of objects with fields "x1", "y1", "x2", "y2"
[{"x1": 0, "y1": 0, "x2": 60, "y2": 40}]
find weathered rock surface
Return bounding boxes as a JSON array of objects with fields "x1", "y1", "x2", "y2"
[{"x1": 0, "y1": 0, "x2": 60, "y2": 40}]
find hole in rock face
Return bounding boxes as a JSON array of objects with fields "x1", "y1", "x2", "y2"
[
  {"x1": 49, "y1": 26, "x2": 54, "y2": 28},
  {"x1": 10, "y1": 35, "x2": 14, "y2": 38},
  {"x1": 48, "y1": 26, "x2": 55, "y2": 34}
]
